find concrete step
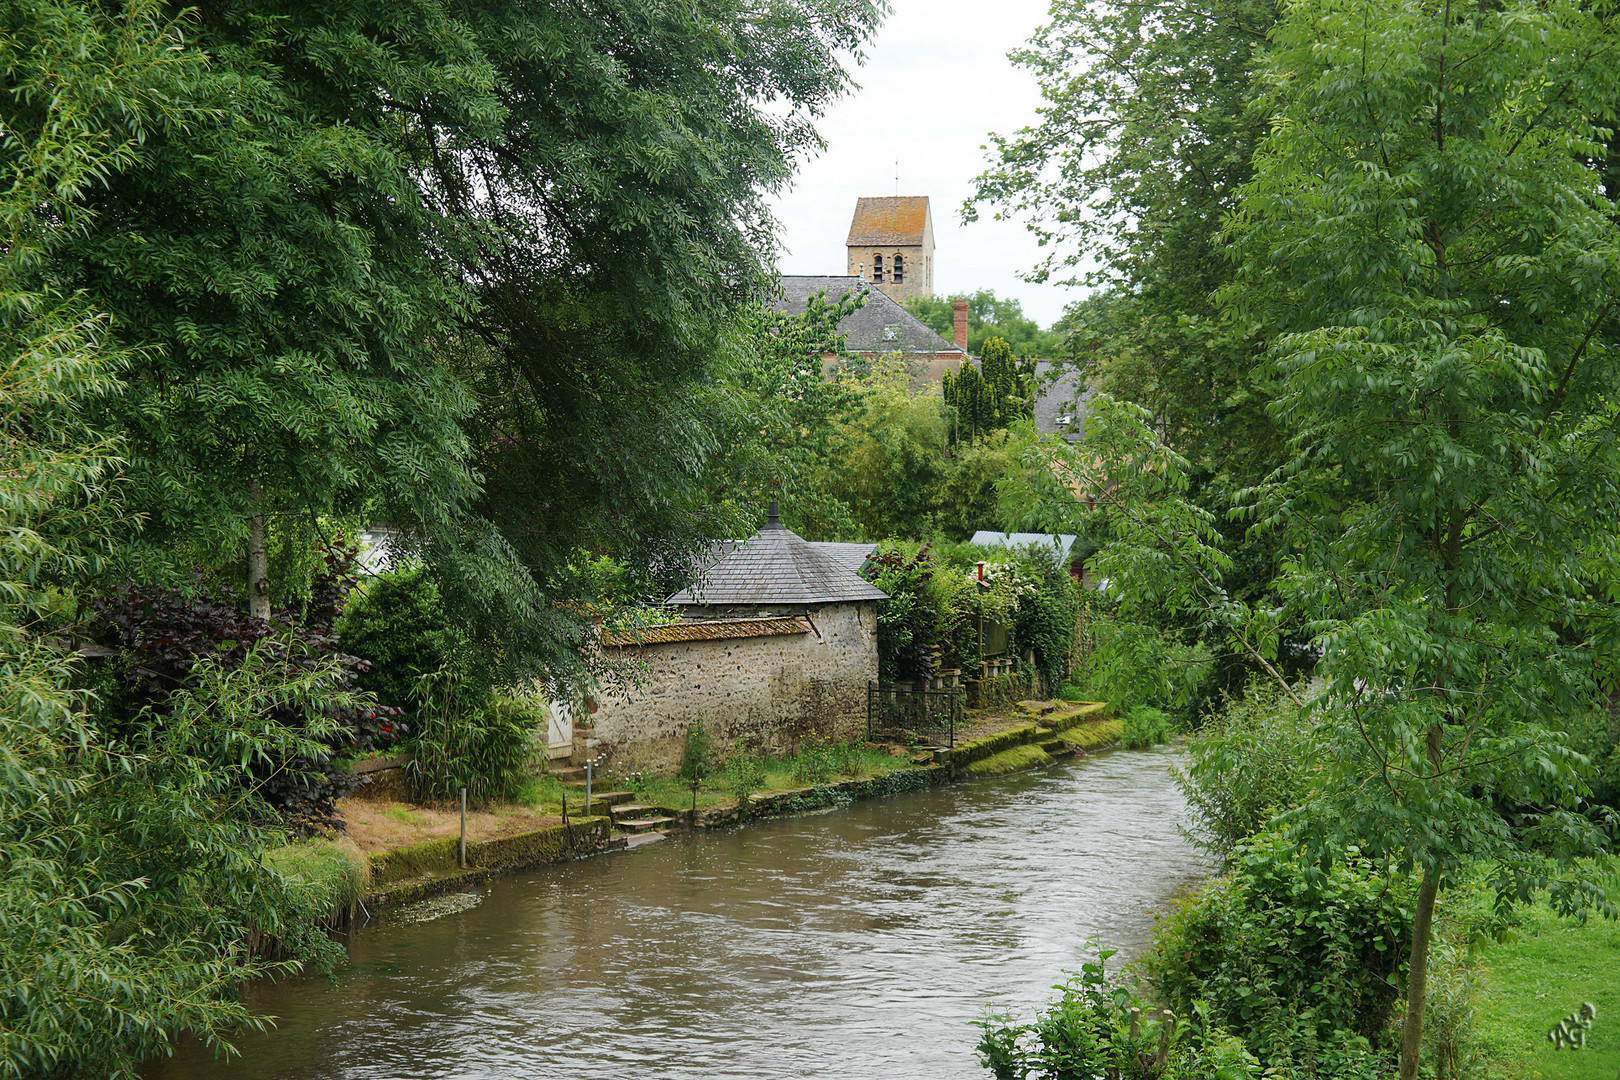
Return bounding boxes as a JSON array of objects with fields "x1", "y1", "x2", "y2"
[
  {"x1": 609, "y1": 802, "x2": 662, "y2": 821},
  {"x1": 1018, "y1": 700, "x2": 1059, "y2": 716},
  {"x1": 618, "y1": 816, "x2": 676, "y2": 834},
  {"x1": 550, "y1": 766, "x2": 586, "y2": 782}
]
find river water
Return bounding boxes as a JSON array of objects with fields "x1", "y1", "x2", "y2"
[{"x1": 151, "y1": 745, "x2": 1209, "y2": 1080}]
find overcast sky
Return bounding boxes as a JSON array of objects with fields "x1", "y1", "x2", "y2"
[{"x1": 767, "y1": 0, "x2": 1083, "y2": 329}]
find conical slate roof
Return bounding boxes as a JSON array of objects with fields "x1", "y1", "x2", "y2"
[{"x1": 667, "y1": 510, "x2": 888, "y2": 606}]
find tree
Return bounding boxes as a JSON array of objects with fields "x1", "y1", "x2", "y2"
[
  {"x1": 819, "y1": 362, "x2": 951, "y2": 540},
  {"x1": 970, "y1": 0, "x2": 1283, "y2": 483},
  {"x1": 943, "y1": 337, "x2": 1035, "y2": 443},
  {"x1": 905, "y1": 289, "x2": 1060, "y2": 356},
  {"x1": 1, "y1": 6, "x2": 351, "y2": 1073},
  {"x1": 50, "y1": 0, "x2": 885, "y2": 685},
  {"x1": 1221, "y1": 0, "x2": 1620, "y2": 1074}
]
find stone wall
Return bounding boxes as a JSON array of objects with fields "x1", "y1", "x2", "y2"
[{"x1": 589, "y1": 602, "x2": 878, "y2": 769}]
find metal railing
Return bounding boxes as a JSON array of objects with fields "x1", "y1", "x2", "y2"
[{"x1": 866, "y1": 681, "x2": 958, "y2": 750}]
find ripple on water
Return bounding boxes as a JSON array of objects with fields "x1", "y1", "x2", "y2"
[{"x1": 147, "y1": 745, "x2": 1210, "y2": 1080}]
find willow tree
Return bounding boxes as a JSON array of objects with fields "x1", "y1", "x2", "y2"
[{"x1": 1222, "y1": 0, "x2": 1620, "y2": 1074}]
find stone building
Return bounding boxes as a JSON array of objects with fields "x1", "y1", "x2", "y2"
[
  {"x1": 846, "y1": 196, "x2": 934, "y2": 304},
  {"x1": 774, "y1": 275, "x2": 968, "y2": 385},
  {"x1": 585, "y1": 509, "x2": 887, "y2": 769}
]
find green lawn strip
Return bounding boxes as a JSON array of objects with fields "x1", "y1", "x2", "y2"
[{"x1": 1473, "y1": 903, "x2": 1620, "y2": 1080}]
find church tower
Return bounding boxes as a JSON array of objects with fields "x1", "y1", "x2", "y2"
[{"x1": 845, "y1": 196, "x2": 934, "y2": 304}]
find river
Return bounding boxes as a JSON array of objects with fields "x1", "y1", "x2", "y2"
[{"x1": 150, "y1": 744, "x2": 1210, "y2": 1080}]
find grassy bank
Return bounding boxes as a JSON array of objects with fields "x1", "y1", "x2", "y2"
[{"x1": 1471, "y1": 903, "x2": 1620, "y2": 1080}]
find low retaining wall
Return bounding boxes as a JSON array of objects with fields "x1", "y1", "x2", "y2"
[{"x1": 365, "y1": 817, "x2": 620, "y2": 910}]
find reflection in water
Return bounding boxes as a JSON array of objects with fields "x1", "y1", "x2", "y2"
[{"x1": 151, "y1": 745, "x2": 1208, "y2": 1080}]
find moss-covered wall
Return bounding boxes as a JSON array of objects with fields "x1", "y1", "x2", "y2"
[{"x1": 368, "y1": 817, "x2": 614, "y2": 888}]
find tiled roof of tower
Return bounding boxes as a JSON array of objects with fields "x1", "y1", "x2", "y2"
[
  {"x1": 846, "y1": 196, "x2": 930, "y2": 246},
  {"x1": 774, "y1": 276, "x2": 961, "y2": 355},
  {"x1": 667, "y1": 513, "x2": 888, "y2": 606}
]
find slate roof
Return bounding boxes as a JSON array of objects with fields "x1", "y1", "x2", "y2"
[
  {"x1": 810, "y1": 541, "x2": 877, "y2": 575},
  {"x1": 1033, "y1": 361, "x2": 1092, "y2": 444},
  {"x1": 667, "y1": 512, "x2": 889, "y2": 606},
  {"x1": 847, "y1": 196, "x2": 931, "y2": 246},
  {"x1": 969, "y1": 531, "x2": 1080, "y2": 564},
  {"x1": 774, "y1": 276, "x2": 962, "y2": 356},
  {"x1": 601, "y1": 616, "x2": 810, "y2": 647}
]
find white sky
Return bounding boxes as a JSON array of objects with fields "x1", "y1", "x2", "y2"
[{"x1": 767, "y1": 0, "x2": 1083, "y2": 329}]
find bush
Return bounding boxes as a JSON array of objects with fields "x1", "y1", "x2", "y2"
[
  {"x1": 1140, "y1": 831, "x2": 1415, "y2": 1074},
  {"x1": 976, "y1": 943, "x2": 1260, "y2": 1079},
  {"x1": 678, "y1": 723, "x2": 713, "y2": 784},
  {"x1": 1175, "y1": 682, "x2": 1321, "y2": 859},
  {"x1": 406, "y1": 681, "x2": 540, "y2": 807},
  {"x1": 1121, "y1": 705, "x2": 1172, "y2": 749},
  {"x1": 85, "y1": 584, "x2": 400, "y2": 833},
  {"x1": 866, "y1": 543, "x2": 943, "y2": 683},
  {"x1": 337, "y1": 563, "x2": 458, "y2": 714}
]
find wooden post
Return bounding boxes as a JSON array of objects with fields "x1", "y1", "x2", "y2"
[{"x1": 458, "y1": 787, "x2": 467, "y2": 868}]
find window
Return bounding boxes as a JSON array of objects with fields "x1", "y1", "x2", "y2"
[
  {"x1": 892, "y1": 254, "x2": 904, "y2": 283},
  {"x1": 872, "y1": 253, "x2": 884, "y2": 283}
]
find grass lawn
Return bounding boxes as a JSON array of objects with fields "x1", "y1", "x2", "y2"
[{"x1": 1473, "y1": 903, "x2": 1620, "y2": 1080}]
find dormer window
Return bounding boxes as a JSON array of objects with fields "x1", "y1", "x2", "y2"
[
  {"x1": 892, "y1": 254, "x2": 904, "y2": 284},
  {"x1": 872, "y1": 253, "x2": 884, "y2": 283}
]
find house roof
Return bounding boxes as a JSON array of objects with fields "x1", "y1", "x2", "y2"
[
  {"x1": 847, "y1": 196, "x2": 931, "y2": 246},
  {"x1": 774, "y1": 276, "x2": 961, "y2": 356},
  {"x1": 601, "y1": 616, "x2": 810, "y2": 647},
  {"x1": 969, "y1": 531, "x2": 1080, "y2": 563},
  {"x1": 1033, "y1": 361, "x2": 1092, "y2": 444},
  {"x1": 668, "y1": 510, "x2": 889, "y2": 606},
  {"x1": 810, "y1": 541, "x2": 877, "y2": 575}
]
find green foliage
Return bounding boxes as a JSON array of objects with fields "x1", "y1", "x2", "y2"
[
  {"x1": 942, "y1": 337, "x2": 1037, "y2": 445},
  {"x1": 1220, "y1": 0, "x2": 1620, "y2": 1069},
  {"x1": 3, "y1": 649, "x2": 360, "y2": 1079},
  {"x1": 1120, "y1": 706, "x2": 1172, "y2": 750},
  {"x1": 264, "y1": 838, "x2": 371, "y2": 911},
  {"x1": 406, "y1": 679, "x2": 540, "y2": 808},
  {"x1": 820, "y1": 364, "x2": 951, "y2": 540},
  {"x1": 1562, "y1": 709, "x2": 1620, "y2": 813},
  {"x1": 905, "y1": 290, "x2": 1062, "y2": 357},
  {"x1": 725, "y1": 753, "x2": 766, "y2": 818},
  {"x1": 867, "y1": 543, "x2": 944, "y2": 683},
  {"x1": 678, "y1": 724, "x2": 714, "y2": 785},
  {"x1": 1176, "y1": 683, "x2": 1322, "y2": 860},
  {"x1": 972, "y1": 0, "x2": 1282, "y2": 485},
  {"x1": 0, "y1": 14, "x2": 365, "y2": 1070},
  {"x1": 976, "y1": 944, "x2": 1260, "y2": 1079},
  {"x1": 933, "y1": 429, "x2": 1030, "y2": 542},
  {"x1": 1142, "y1": 833, "x2": 1416, "y2": 1074},
  {"x1": 338, "y1": 564, "x2": 459, "y2": 713},
  {"x1": 40, "y1": 0, "x2": 884, "y2": 690}
]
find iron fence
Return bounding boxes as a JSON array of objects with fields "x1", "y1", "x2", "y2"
[{"x1": 866, "y1": 681, "x2": 958, "y2": 750}]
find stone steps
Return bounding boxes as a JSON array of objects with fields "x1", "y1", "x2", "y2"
[
  {"x1": 610, "y1": 802, "x2": 678, "y2": 836},
  {"x1": 618, "y1": 815, "x2": 676, "y2": 834},
  {"x1": 551, "y1": 766, "x2": 586, "y2": 783},
  {"x1": 564, "y1": 789, "x2": 633, "y2": 814}
]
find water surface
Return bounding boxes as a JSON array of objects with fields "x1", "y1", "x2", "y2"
[{"x1": 153, "y1": 745, "x2": 1208, "y2": 1080}]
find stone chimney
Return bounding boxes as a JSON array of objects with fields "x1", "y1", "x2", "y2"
[{"x1": 952, "y1": 298, "x2": 969, "y2": 351}]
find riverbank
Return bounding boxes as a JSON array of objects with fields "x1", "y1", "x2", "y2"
[
  {"x1": 279, "y1": 700, "x2": 1120, "y2": 919},
  {"x1": 150, "y1": 741, "x2": 1201, "y2": 1080}
]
